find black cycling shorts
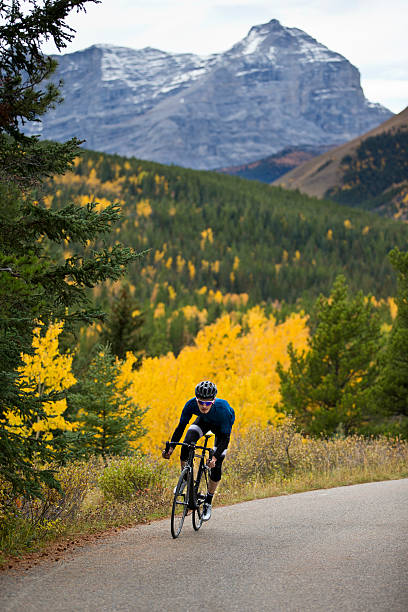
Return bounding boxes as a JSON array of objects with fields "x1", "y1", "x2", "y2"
[{"x1": 180, "y1": 417, "x2": 227, "y2": 482}]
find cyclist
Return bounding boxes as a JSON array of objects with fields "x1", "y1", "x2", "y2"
[{"x1": 162, "y1": 380, "x2": 235, "y2": 521}]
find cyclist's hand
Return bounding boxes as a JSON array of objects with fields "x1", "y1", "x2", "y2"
[
  {"x1": 207, "y1": 456, "x2": 217, "y2": 469},
  {"x1": 162, "y1": 448, "x2": 173, "y2": 459}
]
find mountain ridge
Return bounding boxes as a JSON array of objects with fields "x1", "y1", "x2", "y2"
[
  {"x1": 217, "y1": 145, "x2": 333, "y2": 183},
  {"x1": 27, "y1": 19, "x2": 392, "y2": 169}
]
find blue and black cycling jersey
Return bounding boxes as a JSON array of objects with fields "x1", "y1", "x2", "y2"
[{"x1": 170, "y1": 398, "x2": 235, "y2": 460}]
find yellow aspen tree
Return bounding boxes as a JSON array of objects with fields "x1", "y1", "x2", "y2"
[
  {"x1": 10, "y1": 321, "x2": 76, "y2": 441},
  {"x1": 119, "y1": 309, "x2": 309, "y2": 453},
  {"x1": 188, "y1": 261, "x2": 196, "y2": 280},
  {"x1": 176, "y1": 255, "x2": 185, "y2": 273}
]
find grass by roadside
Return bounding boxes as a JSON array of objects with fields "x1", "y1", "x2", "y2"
[{"x1": 1, "y1": 423, "x2": 408, "y2": 569}]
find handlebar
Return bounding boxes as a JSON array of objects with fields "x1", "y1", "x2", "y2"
[
  {"x1": 164, "y1": 440, "x2": 214, "y2": 459},
  {"x1": 165, "y1": 440, "x2": 213, "y2": 453}
]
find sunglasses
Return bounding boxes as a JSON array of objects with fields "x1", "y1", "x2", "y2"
[{"x1": 196, "y1": 398, "x2": 214, "y2": 407}]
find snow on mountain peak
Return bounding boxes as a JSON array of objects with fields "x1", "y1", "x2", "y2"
[
  {"x1": 241, "y1": 27, "x2": 270, "y2": 55},
  {"x1": 227, "y1": 18, "x2": 343, "y2": 65},
  {"x1": 285, "y1": 27, "x2": 344, "y2": 63},
  {"x1": 33, "y1": 19, "x2": 392, "y2": 170}
]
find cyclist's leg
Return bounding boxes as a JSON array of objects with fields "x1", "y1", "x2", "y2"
[
  {"x1": 206, "y1": 436, "x2": 227, "y2": 499},
  {"x1": 201, "y1": 450, "x2": 225, "y2": 521},
  {"x1": 180, "y1": 417, "x2": 211, "y2": 468},
  {"x1": 208, "y1": 454, "x2": 226, "y2": 491}
]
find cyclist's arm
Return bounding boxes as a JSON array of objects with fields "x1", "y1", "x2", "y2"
[
  {"x1": 169, "y1": 421, "x2": 186, "y2": 449},
  {"x1": 162, "y1": 422, "x2": 185, "y2": 458},
  {"x1": 167, "y1": 400, "x2": 193, "y2": 451},
  {"x1": 161, "y1": 420, "x2": 184, "y2": 458}
]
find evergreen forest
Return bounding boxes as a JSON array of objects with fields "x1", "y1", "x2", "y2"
[
  {"x1": 38, "y1": 148, "x2": 408, "y2": 357},
  {"x1": 327, "y1": 129, "x2": 408, "y2": 217}
]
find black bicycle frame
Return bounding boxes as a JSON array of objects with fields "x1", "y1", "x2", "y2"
[{"x1": 165, "y1": 435, "x2": 213, "y2": 510}]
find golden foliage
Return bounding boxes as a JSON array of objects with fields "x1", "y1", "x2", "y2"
[
  {"x1": 74, "y1": 194, "x2": 124, "y2": 212},
  {"x1": 179, "y1": 305, "x2": 208, "y2": 326},
  {"x1": 6, "y1": 322, "x2": 76, "y2": 440},
  {"x1": 168, "y1": 285, "x2": 176, "y2": 301},
  {"x1": 176, "y1": 255, "x2": 185, "y2": 273},
  {"x1": 388, "y1": 297, "x2": 397, "y2": 320},
  {"x1": 200, "y1": 227, "x2": 214, "y2": 249},
  {"x1": 136, "y1": 198, "x2": 152, "y2": 217},
  {"x1": 118, "y1": 308, "x2": 309, "y2": 453},
  {"x1": 188, "y1": 261, "x2": 196, "y2": 280},
  {"x1": 154, "y1": 249, "x2": 165, "y2": 264},
  {"x1": 154, "y1": 303, "x2": 165, "y2": 319},
  {"x1": 43, "y1": 195, "x2": 53, "y2": 209},
  {"x1": 207, "y1": 290, "x2": 249, "y2": 307}
]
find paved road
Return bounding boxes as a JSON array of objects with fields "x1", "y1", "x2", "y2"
[{"x1": 1, "y1": 479, "x2": 408, "y2": 612}]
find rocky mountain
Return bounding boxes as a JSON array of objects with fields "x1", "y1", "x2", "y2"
[{"x1": 27, "y1": 19, "x2": 392, "y2": 170}]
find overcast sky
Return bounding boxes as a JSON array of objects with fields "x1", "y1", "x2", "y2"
[{"x1": 44, "y1": 0, "x2": 408, "y2": 113}]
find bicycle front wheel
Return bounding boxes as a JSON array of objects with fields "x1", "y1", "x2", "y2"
[
  {"x1": 171, "y1": 468, "x2": 189, "y2": 539},
  {"x1": 192, "y1": 464, "x2": 207, "y2": 531}
]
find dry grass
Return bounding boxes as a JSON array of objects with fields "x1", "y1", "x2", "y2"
[
  {"x1": 216, "y1": 423, "x2": 408, "y2": 505},
  {"x1": 1, "y1": 423, "x2": 407, "y2": 567}
]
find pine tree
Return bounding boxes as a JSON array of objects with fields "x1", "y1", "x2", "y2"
[
  {"x1": 0, "y1": 0, "x2": 139, "y2": 496},
  {"x1": 100, "y1": 284, "x2": 145, "y2": 361},
  {"x1": 71, "y1": 346, "x2": 146, "y2": 462},
  {"x1": 377, "y1": 248, "x2": 408, "y2": 434},
  {"x1": 277, "y1": 276, "x2": 381, "y2": 436}
]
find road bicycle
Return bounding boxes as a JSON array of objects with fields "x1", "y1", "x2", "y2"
[{"x1": 164, "y1": 434, "x2": 213, "y2": 538}]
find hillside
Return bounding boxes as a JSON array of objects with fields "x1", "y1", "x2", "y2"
[
  {"x1": 274, "y1": 107, "x2": 408, "y2": 217},
  {"x1": 40, "y1": 149, "x2": 408, "y2": 355},
  {"x1": 217, "y1": 146, "x2": 331, "y2": 183},
  {"x1": 26, "y1": 19, "x2": 391, "y2": 169},
  {"x1": 326, "y1": 128, "x2": 408, "y2": 218}
]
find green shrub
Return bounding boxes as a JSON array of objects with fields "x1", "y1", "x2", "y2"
[{"x1": 98, "y1": 453, "x2": 165, "y2": 501}]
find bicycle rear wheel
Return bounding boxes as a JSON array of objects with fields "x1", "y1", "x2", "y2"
[
  {"x1": 171, "y1": 468, "x2": 189, "y2": 539},
  {"x1": 192, "y1": 464, "x2": 207, "y2": 531}
]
